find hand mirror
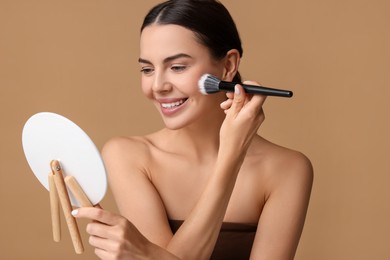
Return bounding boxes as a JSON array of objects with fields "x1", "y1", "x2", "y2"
[{"x1": 22, "y1": 112, "x2": 107, "y2": 207}]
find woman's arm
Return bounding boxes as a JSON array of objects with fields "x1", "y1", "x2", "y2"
[
  {"x1": 89, "y1": 84, "x2": 267, "y2": 259},
  {"x1": 73, "y1": 207, "x2": 181, "y2": 260},
  {"x1": 165, "y1": 85, "x2": 268, "y2": 259},
  {"x1": 73, "y1": 84, "x2": 267, "y2": 259},
  {"x1": 250, "y1": 151, "x2": 314, "y2": 260}
]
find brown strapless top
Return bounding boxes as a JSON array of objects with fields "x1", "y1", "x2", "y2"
[{"x1": 169, "y1": 220, "x2": 257, "y2": 260}]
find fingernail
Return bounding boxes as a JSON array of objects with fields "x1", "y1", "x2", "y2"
[
  {"x1": 71, "y1": 209, "x2": 78, "y2": 216},
  {"x1": 235, "y1": 85, "x2": 240, "y2": 95}
]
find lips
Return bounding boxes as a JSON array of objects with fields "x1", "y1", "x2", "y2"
[
  {"x1": 157, "y1": 98, "x2": 188, "y2": 115},
  {"x1": 161, "y1": 99, "x2": 187, "y2": 109}
]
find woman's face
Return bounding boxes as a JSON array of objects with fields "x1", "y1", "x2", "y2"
[{"x1": 139, "y1": 24, "x2": 226, "y2": 130}]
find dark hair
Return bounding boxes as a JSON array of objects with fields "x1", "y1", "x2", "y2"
[{"x1": 141, "y1": 0, "x2": 243, "y2": 82}]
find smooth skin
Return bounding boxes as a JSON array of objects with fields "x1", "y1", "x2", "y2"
[{"x1": 73, "y1": 24, "x2": 313, "y2": 260}]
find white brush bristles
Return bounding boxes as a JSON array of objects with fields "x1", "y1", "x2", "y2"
[{"x1": 198, "y1": 74, "x2": 221, "y2": 95}]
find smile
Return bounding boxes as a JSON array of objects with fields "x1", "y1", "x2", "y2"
[{"x1": 161, "y1": 98, "x2": 188, "y2": 109}]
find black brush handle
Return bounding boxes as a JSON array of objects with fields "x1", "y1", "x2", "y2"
[{"x1": 219, "y1": 81, "x2": 293, "y2": 98}]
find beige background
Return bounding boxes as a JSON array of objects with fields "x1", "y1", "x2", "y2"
[{"x1": 1, "y1": 0, "x2": 389, "y2": 259}]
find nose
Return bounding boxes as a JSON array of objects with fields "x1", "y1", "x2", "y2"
[{"x1": 152, "y1": 71, "x2": 172, "y2": 93}]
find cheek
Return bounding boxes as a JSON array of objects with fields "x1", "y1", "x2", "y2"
[
  {"x1": 181, "y1": 72, "x2": 207, "y2": 95},
  {"x1": 184, "y1": 78, "x2": 199, "y2": 95}
]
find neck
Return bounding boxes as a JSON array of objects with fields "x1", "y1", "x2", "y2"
[{"x1": 162, "y1": 110, "x2": 225, "y2": 163}]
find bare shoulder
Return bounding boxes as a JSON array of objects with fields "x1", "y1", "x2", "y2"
[
  {"x1": 248, "y1": 138, "x2": 313, "y2": 259},
  {"x1": 248, "y1": 136, "x2": 313, "y2": 191},
  {"x1": 102, "y1": 135, "x2": 150, "y2": 156},
  {"x1": 101, "y1": 135, "x2": 155, "y2": 173}
]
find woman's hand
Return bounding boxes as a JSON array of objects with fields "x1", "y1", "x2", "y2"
[
  {"x1": 219, "y1": 81, "x2": 266, "y2": 153},
  {"x1": 72, "y1": 206, "x2": 154, "y2": 260}
]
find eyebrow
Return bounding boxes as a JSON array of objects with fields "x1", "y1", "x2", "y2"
[{"x1": 138, "y1": 53, "x2": 193, "y2": 65}]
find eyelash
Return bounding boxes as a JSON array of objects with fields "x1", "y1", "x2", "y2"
[
  {"x1": 140, "y1": 67, "x2": 154, "y2": 75},
  {"x1": 140, "y1": 64, "x2": 188, "y2": 75},
  {"x1": 171, "y1": 65, "x2": 187, "y2": 72}
]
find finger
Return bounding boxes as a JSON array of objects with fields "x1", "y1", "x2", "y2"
[
  {"x1": 240, "y1": 94, "x2": 267, "y2": 117},
  {"x1": 88, "y1": 233, "x2": 116, "y2": 251},
  {"x1": 225, "y1": 91, "x2": 234, "y2": 99},
  {"x1": 250, "y1": 93, "x2": 267, "y2": 107},
  {"x1": 241, "y1": 80, "x2": 262, "y2": 102},
  {"x1": 229, "y1": 84, "x2": 245, "y2": 114},
  {"x1": 94, "y1": 247, "x2": 113, "y2": 260},
  {"x1": 86, "y1": 221, "x2": 111, "y2": 237},
  {"x1": 89, "y1": 233, "x2": 107, "y2": 248},
  {"x1": 259, "y1": 108, "x2": 265, "y2": 123},
  {"x1": 90, "y1": 234, "x2": 127, "y2": 255},
  {"x1": 220, "y1": 99, "x2": 233, "y2": 110},
  {"x1": 72, "y1": 207, "x2": 120, "y2": 226},
  {"x1": 242, "y1": 80, "x2": 260, "y2": 86},
  {"x1": 241, "y1": 80, "x2": 267, "y2": 107},
  {"x1": 243, "y1": 93, "x2": 253, "y2": 106}
]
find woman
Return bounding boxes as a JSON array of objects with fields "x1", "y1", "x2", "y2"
[{"x1": 73, "y1": 0, "x2": 313, "y2": 259}]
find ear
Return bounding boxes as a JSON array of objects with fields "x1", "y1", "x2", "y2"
[{"x1": 221, "y1": 49, "x2": 241, "y2": 82}]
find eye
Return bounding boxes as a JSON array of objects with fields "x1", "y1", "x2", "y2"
[
  {"x1": 140, "y1": 67, "x2": 154, "y2": 75},
  {"x1": 171, "y1": 65, "x2": 187, "y2": 72}
]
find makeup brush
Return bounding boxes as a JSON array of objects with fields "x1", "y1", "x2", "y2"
[{"x1": 198, "y1": 74, "x2": 293, "y2": 98}]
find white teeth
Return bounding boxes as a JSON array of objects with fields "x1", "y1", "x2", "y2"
[{"x1": 161, "y1": 99, "x2": 185, "y2": 109}]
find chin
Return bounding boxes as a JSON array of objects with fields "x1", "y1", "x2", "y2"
[{"x1": 161, "y1": 118, "x2": 187, "y2": 130}]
